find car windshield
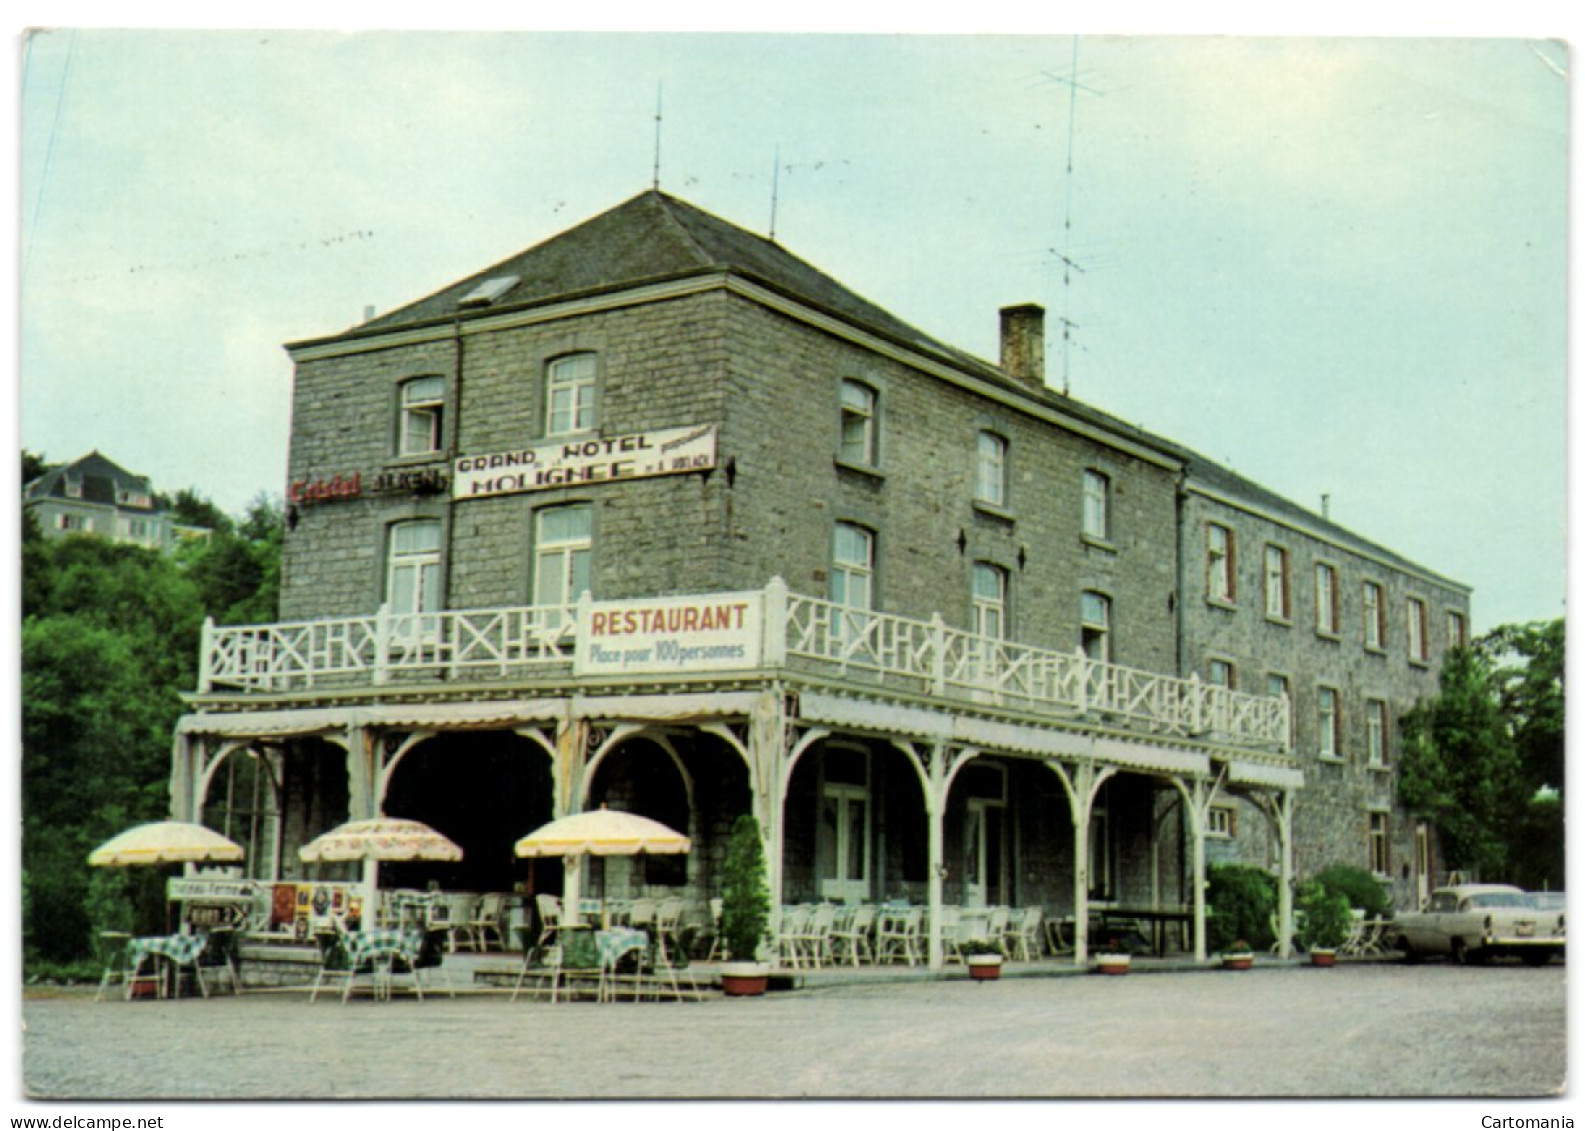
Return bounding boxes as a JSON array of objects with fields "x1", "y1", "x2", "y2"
[
  {"x1": 1528, "y1": 893, "x2": 1565, "y2": 910},
  {"x1": 1466, "y1": 891, "x2": 1528, "y2": 909}
]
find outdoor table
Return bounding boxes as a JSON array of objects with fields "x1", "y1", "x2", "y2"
[
  {"x1": 128, "y1": 932, "x2": 207, "y2": 998},
  {"x1": 1096, "y1": 906, "x2": 1193, "y2": 957},
  {"x1": 596, "y1": 926, "x2": 648, "y2": 969},
  {"x1": 342, "y1": 927, "x2": 426, "y2": 1000}
]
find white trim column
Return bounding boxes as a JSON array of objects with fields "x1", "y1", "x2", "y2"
[{"x1": 1276, "y1": 789, "x2": 1295, "y2": 959}]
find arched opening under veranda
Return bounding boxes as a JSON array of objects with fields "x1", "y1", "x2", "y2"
[{"x1": 380, "y1": 730, "x2": 553, "y2": 894}]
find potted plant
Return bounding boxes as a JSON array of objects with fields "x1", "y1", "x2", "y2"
[
  {"x1": 1095, "y1": 952, "x2": 1132, "y2": 976},
  {"x1": 966, "y1": 952, "x2": 1003, "y2": 981},
  {"x1": 718, "y1": 814, "x2": 772, "y2": 997},
  {"x1": 1297, "y1": 879, "x2": 1353, "y2": 967},
  {"x1": 1221, "y1": 939, "x2": 1255, "y2": 970}
]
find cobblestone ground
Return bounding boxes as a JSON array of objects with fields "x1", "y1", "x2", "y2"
[{"x1": 20, "y1": 964, "x2": 1566, "y2": 1100}]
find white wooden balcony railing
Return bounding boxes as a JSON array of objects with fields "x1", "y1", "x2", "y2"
[{"x1": 199, "y1": 578, "x2": 1291, "y2": 754}]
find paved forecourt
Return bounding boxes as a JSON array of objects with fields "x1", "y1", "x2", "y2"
[{"x1": 20, "y1": 962, "x2": 1566, "y2": 1099}]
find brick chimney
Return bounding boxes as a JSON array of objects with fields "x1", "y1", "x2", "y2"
[{"x1": 999, "y1": 304, "x2": 1046, "y2": 389}]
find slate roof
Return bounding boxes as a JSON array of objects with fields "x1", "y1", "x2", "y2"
[
  {"x1": 298, "y1": 189, "x2": 999, "y2": 380},
  {"x1": 24, "y1": 450, "x2": 160, "y2": 512},
  {"x1": 294, "y1": 189, "x2": 1465, "y2": 591}
]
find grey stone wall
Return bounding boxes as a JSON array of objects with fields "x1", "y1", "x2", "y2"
[{"x1": 1179, "y1": 489, "x2": 1471, "y2": 896}]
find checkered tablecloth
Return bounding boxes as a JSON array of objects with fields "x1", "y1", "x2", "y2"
[
  {"x1": 129, "y1": 933, "x2": 206, "y2": 968},
  {"x1": 345, "y1": 928, "x2": 424, "y2": 968},
  {"x1": 596, "y1": 927, "x2": 648, "y2": 970}
]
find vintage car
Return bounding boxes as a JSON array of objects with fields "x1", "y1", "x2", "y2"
[{"x1": 1395, "y1": 883, "x2": 1564, "y2": 965}]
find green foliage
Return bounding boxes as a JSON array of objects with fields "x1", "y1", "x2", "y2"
[
  {"x1": 1311, "y1": 863, "x2": 1393, "y2": 919},
  {"x1": 180, "y1": 494, "x2": 284, "y2": 624},
  {"x1": 720, "y1": 814, "x2": 770, "y2": 962},
  {"x1": 19, "y1": 474, "x2": 284, "y2": 973},
  {"x1": 1483, "y1": 620, "x2": 1564, "y2": 800},
  {"x1": 1400, "y1": 643, "x2": 1525, "y2": 878},
  {"x1": 1206, "y1": 863, "x2": 1276, "y2": 953},
  {"x1": 165, "y1": 487, "x2": 235, "y2": 536},
  {"x1": 1508, "y1": 792, "x2": 1564, "y2": 894},
  {"x1": 1297, "y1": 880, "x2": 1354, "y2": 950}
]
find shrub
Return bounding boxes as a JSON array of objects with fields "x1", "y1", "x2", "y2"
[
  {"x1": 720, "y1": 814, "x2": 770, "y2": 963},
  {"x1": 1206, "y1": 863, "x2": 1277, "y2": 952},
  {"x1": 1297, "y1": 880, "x2": 1354, "y2": 950},
  {"x1": 1312, "y1": 864, "x2": 1392, "y2": 919}
]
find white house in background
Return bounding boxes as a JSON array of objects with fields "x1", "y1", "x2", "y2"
[{"x1": 24, "y1": 450, "x2": 210, "y2": 552}]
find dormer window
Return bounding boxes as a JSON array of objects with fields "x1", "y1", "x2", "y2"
[{"x1": 458, "y1": 274, "x2": 519, "y2": 308}]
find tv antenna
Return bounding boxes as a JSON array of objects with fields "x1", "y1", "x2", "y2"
[
  {"x1": 652, "y1": 83, "x2": 664, "y2": 190},
  {"x1": 768, "y1": 145, "x2": 781, "y2": 240},
  {"x1": 1042, "y1": 36, "x2": 1103, "y2": 395}
]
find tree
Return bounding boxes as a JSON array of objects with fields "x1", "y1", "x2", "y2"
[
  {"x1": 164, "y1": 487, "x2": 234, "y2": 536},
  {"x1": 1483, "y1": 620, "x2": 1564, "y2": 799},
  {"x1": 182, "y1": 493, "x2": 283, "y2": 624},
  {"x1": 18, "y1": 478, "x2": 283, "y2": 972},
  {"x1": 1398, "y1": 624, "x2": 1560, "y2": 884}
]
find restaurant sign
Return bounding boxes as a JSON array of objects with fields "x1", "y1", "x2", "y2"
[
  {"x1": 574, "y1": 591, "x2": 763, "y2": 676},
  {"x1": 454, "y1": 424, "x2": 717, "y2": 500}
]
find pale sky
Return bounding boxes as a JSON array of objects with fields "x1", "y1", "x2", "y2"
[{"x1": 16, "y1": 25, "x2": 1571, "y2": 636}]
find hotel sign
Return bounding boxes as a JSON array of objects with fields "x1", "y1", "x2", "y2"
[
  {"x1": 575, "y1": 591, "x2": 763, "y2": 676},
  {"x1": 454, "y1": 424, "x2": 717, "y2": 500}
]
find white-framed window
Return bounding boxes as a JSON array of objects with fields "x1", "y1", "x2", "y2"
[
  {"x1": 1363, "y1": 581, "x2": 1386, "y2": 650},
  {"x1": 1264, "y1": 544, "x2": 1291, "y2": 621},
  {"x1": 831, "y1": 523, "x2": 875, "y2": 652},
  {"x1": 975, "y1": 432, "x2": 1007, "y2": 508},
  {"x1": 1318, "y1": 686, "x2": 1341, "y2": 759},
  {"x1": 1366, "y1": 699, "x2": 1388, "y2": 768},
  {"x1": 64, "y1": 476, "x2": 83, "y2": 499},
  {"x1": 545, "y1": 353, "x2": 598, "y2": 437},
  {"x1": 386, "y1": 519, "x2": 442, "y2": 615},
  {"x1": 1207, "y1": 658, "x2": 1235, "y2": 689},
  {"x1": 1267, "y1": 672, "x2": 1294, "y2": 748},
  {"x1": 399, "y1": 375, "x2": 446, "y2": 456},
  {"x1": 116, "y1": 487, "x2": 151, "y2": 507},
  {"x1": 1207, "y1": 522, "x2": 1236, "y2": 604},
  {"x1": 831, "y1": 523, "x2": 875, "y2": 612},
  {"x1": 1407, "y1": 597, "x2": 1430, "y2": 663},
  {"x1": 1315, "y1": 562, "x2": 1340, "y2": 636},
  {"x1": 1081, "y1": 591, "x2": 1111, "y2": 663},
  {"x1": 1368, "y1": 811, "x2": 1391, "y2": 877},
  {"x1": 533, "y1": 504, "x2": 593, "y2": 616},
  {"x1": 838, "y1": 380, "x2": 878, "y2": 467},
  {"x1": 972, "y1": 562, "x2": 1007, "y2": 640},
  {"x1": 1082, "y1": 469, "x2": 1110, "y2": 541},
  {"x1": 1206, "y1": 805, "x2": 1236, "y2": 839},
  {"x1": 56, "y1": 513, "x2": 92, "y2": 533},
  {"x1": 1447, "y1": 610, "x2": 1468, "y2": 649}
]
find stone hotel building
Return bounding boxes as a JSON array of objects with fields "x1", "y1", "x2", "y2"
[{"x1": 173, "y1": 190, "x2": 1470, "y2": 964}]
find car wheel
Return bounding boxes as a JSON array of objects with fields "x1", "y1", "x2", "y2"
[
  {"x1": 1451, "y1": 938, "x2": 1470, "y2": 965},
  {"x1": 1398, "y1": 937, "x2": 1421, "y2": 964},
  {"x1": 1521, "y1": 950, "x2": 1552, "y2": 967}
]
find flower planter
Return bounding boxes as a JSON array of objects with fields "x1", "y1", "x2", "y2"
[
  {"x1": 1095, "y1": 953, "x2": 1132, "y2": 976},
  {"x1": 1222, "y1": 952, "x2": 1255, "y2": 971},
  {"x1": 966, "y1": 954, "x2": 1003, "y2": 981},
  {"x1": 720, "y1": 961, "x2": 770, "y2": 997},
  {"x1": 1309, "y1": 948, "x2": 1337, "y2": 968}
]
